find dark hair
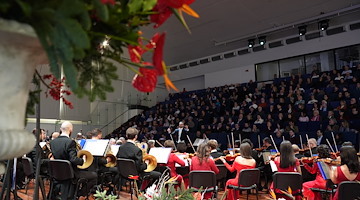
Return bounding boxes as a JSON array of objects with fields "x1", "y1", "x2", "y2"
[
  {"x1": 91, "y1": 128, "x2": 102, "y2": 137},
  {"x1": 241, "y1": 139, "x2": 253, "y2": 148},
  {"x1": 280, "y1": 140, "x2": 296, "y2": 169},
  {"x1": 196, "y1": 143, "x2": 211, "y2": 164},
  {"x1": 176, "y1": 142, "x2": 187, "y2": 153},
  {"x1": 240, "y1": 143, "x2": 252, "y2": 159},
  {"x1": 263, "y1": 137, "x2": 272, "y2": 145},
  {"x1": 317, "y1": 144, "x2": 330, "y2": 159},
  {"x1": 340, "y1": 146, "x2": 360, "y2": 173}
]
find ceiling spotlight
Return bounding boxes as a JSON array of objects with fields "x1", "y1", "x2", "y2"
[
  {"x1": 259, "y1": 36, "x2": 266, "y2": 46},
  {"x1": 319, "y1": 19, "x2": 329, "y2": 31},
  {"x1": 298, "y1": 25, "x2": 307, "y2": 36},
  {"x1": 248, "y1": 39, "x2": 255, "y2": 48}
]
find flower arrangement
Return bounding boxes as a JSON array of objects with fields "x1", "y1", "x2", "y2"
[{"x1": 0, "y1": 0, "x2": 199, "y2": 110}]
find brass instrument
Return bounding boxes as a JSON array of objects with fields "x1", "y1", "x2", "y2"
[
  {"x1": 42, "y1": 142, "x2": 53, "y2": 159},
  {"x1": 104, "y1": 149, "x2": 117, "y2": 168},
  {"x1": 77, "y1": 150, "x2": 94, "y2": 169},
  {"x1": 137, "y1": 141, "x2": 157, "y2": 172},
  {"x1": 143, "y1": 154, "x2": 157, "y2": 172}
]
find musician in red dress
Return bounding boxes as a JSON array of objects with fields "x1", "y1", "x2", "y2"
[
  {"x1": 219, "y1": 143, "x2": 256, "y2": 200},
  {"x1": 163, "y1": 140, "x2": 186, "y2": 185},
  {"x1": 302, "y1": 144, "x2": 330, "y2": 200},
  {"x1": 190, "y1": 143, "x2": 219, "y2": 199},
  {"x1": 330, "y1": 146, "x2": 360, "y2": 200},
  {"x1": 271, "y1": 141, "x2": 302, "y2": 200}
]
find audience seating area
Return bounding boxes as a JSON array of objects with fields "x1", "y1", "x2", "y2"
[{"x1": 110, "y1": 65, "x2": 360, "y2": 150}]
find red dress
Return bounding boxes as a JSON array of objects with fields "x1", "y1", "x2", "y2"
[
  {"x1": 271, "y1": 157, "x2": 301, "y2": 200},
  {"x1": 165, "y1": 153, "x2": 186, "y2": 187},
  {"x1": 332, "y1": 166, "x2": 360, "y2": 200},
  {"x1": 223, "y1": 161, "x2": 255, "y2": 200},
  {"x1": 190, "y1": 156, "x2": 219, "y2": 199},
  {"x1": 302, "y1": 163, "x2": 326, "y2": 200}
]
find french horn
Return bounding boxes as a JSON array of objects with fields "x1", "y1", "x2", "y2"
[
  {"x1": 143, "y1": 154, "x2": 157, "y2": 172},
  {"x1": 77, "y1": 150, "x2": 94, "y2": 169},
  {"x1": 104, "y1": 149, "x2": 117, "y2": 168}
]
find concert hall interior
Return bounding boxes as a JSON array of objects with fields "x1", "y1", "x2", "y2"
[{"x1": 1, "y1": 0, "x2": 360, "y2": 200}]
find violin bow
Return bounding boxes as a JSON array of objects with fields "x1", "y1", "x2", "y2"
[{"x1": 306, "y1": 134, "x2": 313, "y2": 157}]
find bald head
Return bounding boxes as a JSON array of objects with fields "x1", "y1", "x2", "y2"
[
  {"x1": 60, "y1": 121, "x2": 73, "y2": 135},
  {"x1": 51, "y1": 132, "x2": 60, "y2": 140}
]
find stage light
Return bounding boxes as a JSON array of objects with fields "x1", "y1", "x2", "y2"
[
  {"x1": 298, "y1": 25, "x2": 307, "y2": 36},
  {"x1": 319, "y1": 20, "x2": 329, "y2": 31},
  {"x1": 259, "y1": 36, "x2": 266, "y2": 46},
  {"x1": 248, "y1": 39, "x2": 255, "y2": 48}
]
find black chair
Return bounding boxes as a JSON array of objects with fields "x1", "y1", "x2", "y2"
[
  {"x1": 310, "y1": 179, "x2": 336, "y2": 200},
  {"x1": 337, "y1": 181, "x2": 360, "y2": 200},
  {"x1": 273, "y1": 172, "x2": 302, "y2": 198},
  {"x1": 227, "y1": 168, "x2": 260, "y2": 200},
  {"x1": 21, "y1": 157, "x2": 47, "y2": 199},
  {"x1": 189, "y1": 171, "x2": 218, "y2": 199},
  {"x1": 48, "y1": 159, "x2": 87, "y2": 200},
  {"x1": 117, "y1": 158, "x2": 139, "y2": 200},
  {"x1": 216, "y1": 164, "x2": 227, "y2": 190}
]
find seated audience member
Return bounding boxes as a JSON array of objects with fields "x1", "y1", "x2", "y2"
[
  {"x1": 330, "y1": 146, "x2": 360, "y2": 200},
  {"x1": 190, "y1": 143, "x2": 219, "y2": 199},
  {"x1": 302, "y1": 145, "x2": 330, "y2": 200}
]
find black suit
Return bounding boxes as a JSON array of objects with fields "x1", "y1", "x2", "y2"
[
  {"x1": 50, "y1": 136, "x2": 97, "y2": 199},
  {"x1": 116, "y1": 141, "x2": 161, "y2": 190},
  {"x1": 171, "y1": 128, "x2": 189, "y2": 143},
  {"x1": 211, "y1": 150, "x2": 224, "y2": 164}
]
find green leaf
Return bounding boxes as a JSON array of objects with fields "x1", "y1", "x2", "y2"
[
  {"x1": 15, "y1": 0, "x2": 31, "y2": 17},
  {"x1": 172, "y1": 8, "x2": 191, "y2": 34},
  {"x1": 58, "y1": 0, "x2": 91, "y2": 30},
  {"x1": 57, "y1": 18, "x2": 90, "y2": 49},
  {"x1": 92, "y1": 0, "x2": 109, "y2": 21},
  {"x1": 142, "y1": 0, "x2": 157, "y2": 11},
  {"x1": 128, "y1": 0, "x2": 143, "y2": 14}
]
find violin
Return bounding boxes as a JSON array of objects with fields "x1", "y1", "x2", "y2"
[
  {"x1": 254, "y1": 146, "x2": 266, "y2": 152},
  {"x1": 270, "y1": 152, "x2": 280, "y2": 161},
  {"x1": 330, "y1": 152, "x2": 340, "y2": 159},
  {"x1": 301, "y1": 157, "x2": 341, "y2": 166},
  {"x1": 214, "y1": 153, "x2": 241, "y2": 162}
]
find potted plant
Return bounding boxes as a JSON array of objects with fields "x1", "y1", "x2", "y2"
[{"x1": 0, "y1": 0, "x2": 199, "y2": 165}]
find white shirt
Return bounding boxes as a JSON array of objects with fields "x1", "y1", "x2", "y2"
[{"x1": 178, "y1": 128, "x2": 183, "y2": 143}]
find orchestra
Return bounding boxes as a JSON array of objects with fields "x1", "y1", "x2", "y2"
[{"x1": 3, "y1": 119, "x2": 360, "y2": 200}]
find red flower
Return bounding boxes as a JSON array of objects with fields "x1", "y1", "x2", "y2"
[
  {"x1": 128, "y1": 175, "x2": 140, "y2": 180},
  {"x1": 100, "y1": 0, "x2": 115, "y2": 5},
  {"x1": 132, "y1": 68, "x2": 157, "y2": 92},
  {"x1": 150, "y1": 0, "x2": 197, "y2": 28},
  {"x1": 152, "y1": 33, "x2": 166, "y2": 76}
]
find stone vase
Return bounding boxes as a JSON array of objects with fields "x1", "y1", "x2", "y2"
[{"x1": 0, "y1": 19, "x2": 47, "y2": 173}]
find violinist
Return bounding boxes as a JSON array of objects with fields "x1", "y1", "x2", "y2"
[
  {"x1": 163, "y1": 140, "x2": 186, "y2": 184},
  {"x1": 302, "y1": 144, "x2": 330, "y2": 200},
  {"x1": 208, "y1": 139, "x2": 224, "y2": 164},
  {"x1": 292, "y1": 144, "x2": 304, "y2": 159},
  {"x1": 304, "y1": 138, "x2": 318, "y2": 157},
  {"x1": 270, "y1": 141, "x2": 301, "y2": 200},
  {"x1": 330, "y1": 146, "x2": 360, "y2": 200},
  {"x1": 242, "y1": 139, "x2": 262, "y2": 165},
  {"x1": 263, "y1": 137, "x2": 275, "y2": 151},
  {"x1": 190, "y1": 143, "x2": 219, "y2": 199},
  {"x1": 219, "y1": 143, "x2": 256, "y2": 200}
]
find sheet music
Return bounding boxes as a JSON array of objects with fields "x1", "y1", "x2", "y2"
[
  {"x1": 82, "y1": 139, "x2": 110, "y2": 156},
  {"x1": 270, "y1": 160, "x2": 278, "y2": 172},
  {"x1": 175, "y1": 153, "x2": 190, "y2": 167},
  {"x1": 110, "y1": 145, "x2": 120, "y2": 156},
  {"x1": 262, "y1": 152, "x2": 271, "y2": 163},
  {"x1": 39, "y1": 142, "x2": 46, "y2": 148},
  {"x1": 193, "y1": 139, "x2": 206, "y2": 146},
  {"x1": 148, "y1": 147, "x2": 172, "y2": 164}
]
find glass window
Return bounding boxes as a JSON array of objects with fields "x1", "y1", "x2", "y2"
[
  {"x1": 279, "y1": 56, "x2": 305, "y2": 77},
  {"x1": 256, "y1": 61, "x2": 279, "y2": 81},
  {"x1": 305, "y1": 51, "x2": 335, "y2": 74},
  {"x1": 335, "y1": 45, "x2": 360, "y2": 69}
]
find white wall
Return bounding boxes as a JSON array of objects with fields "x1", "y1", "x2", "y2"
[
  {"x1": 204, "y1": 65, "x2": 255, "y2": 88},
  {"x1": 164, "y1": 28, "x2": 360, "y2": 85},
  {"x1": 169, "y1": 76, "x2": 205, "y2": 91}
]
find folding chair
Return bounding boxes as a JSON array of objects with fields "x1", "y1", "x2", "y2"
[
  {"x1": 273, "y1": 172, "x2": 302, "y2": 198},
  {"x1": 117, "y1": 158, "x2": 139, "y2": 200},
  {"x1": 337, "y1": 181, "x2": 360, "y2": 200},
  {"x1": 189, "y1": 171, "x2": 218, "y2": 199},
  {"x1": 227, "y1": 168, "x2": 260, "y2": 200}
]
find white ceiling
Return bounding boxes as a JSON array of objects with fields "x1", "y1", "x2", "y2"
[{"x1": 141, "y1": 0, "x2": 360, "y2": 65}]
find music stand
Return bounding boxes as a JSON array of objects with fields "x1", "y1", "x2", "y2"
[
  {"x1": 148, "y1": 147, "x2": 172, "y2": 164},
  {"x1": 82, "y1": 139, "x2": 109, "y2": 156},
  {"x1": 193, "y1": 139, "x2": 206, "y2": 146}
]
